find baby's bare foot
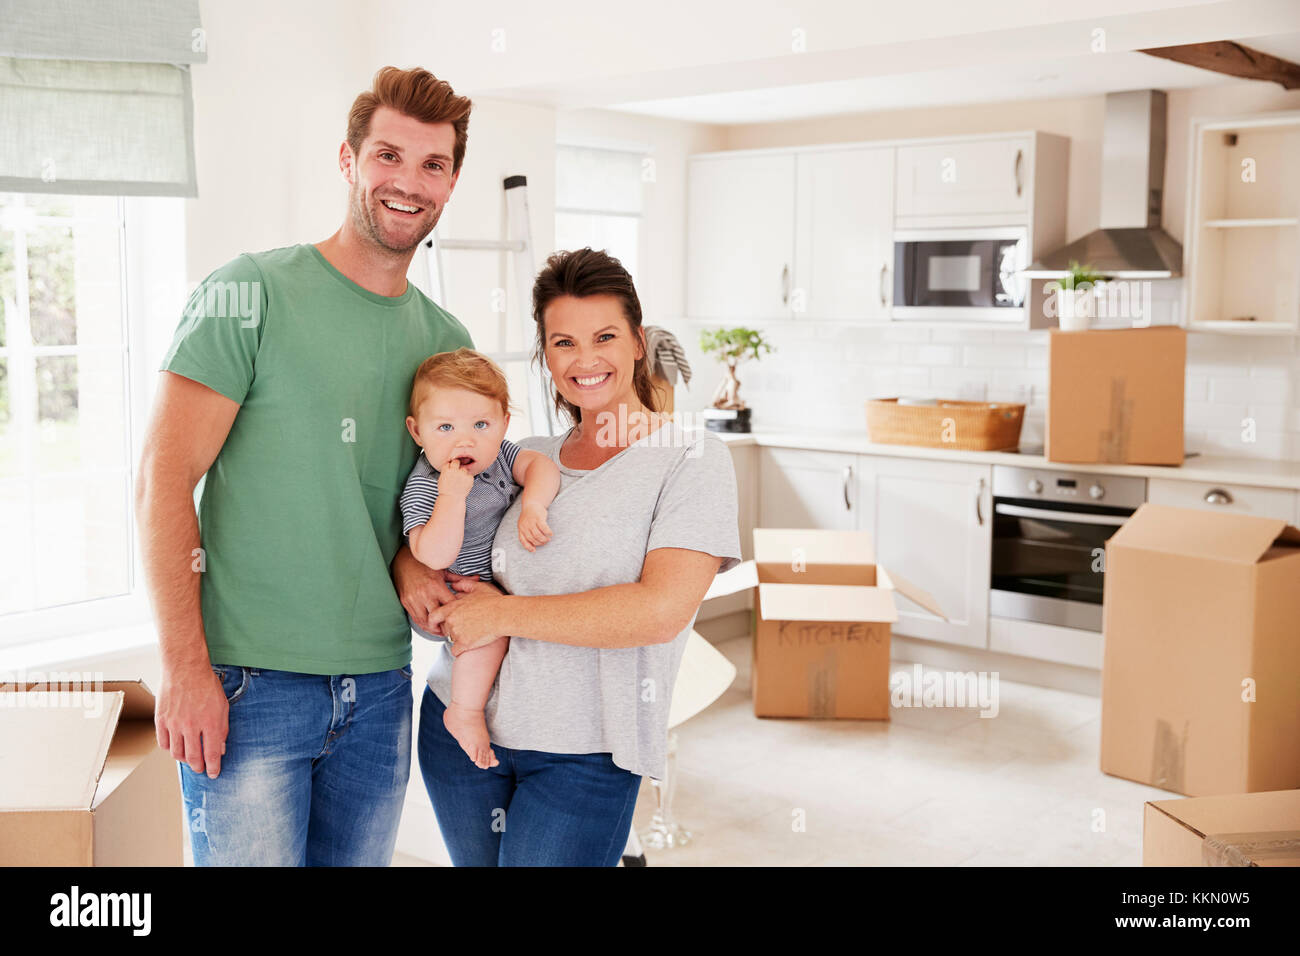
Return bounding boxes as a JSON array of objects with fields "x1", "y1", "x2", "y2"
[{"x1": 443, "y1": 701, "x2": 498, "y2": 769}]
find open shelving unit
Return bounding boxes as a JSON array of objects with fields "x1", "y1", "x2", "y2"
[{"x1": 1185, "y1": 111, "x2": 1300, "y2": 334}]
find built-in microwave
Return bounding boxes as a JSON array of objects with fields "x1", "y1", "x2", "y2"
[{"x1": 892, "y1": 227, "x2": 1028, "y2": 321}]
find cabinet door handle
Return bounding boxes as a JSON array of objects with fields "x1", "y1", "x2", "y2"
[
  {"x1": 975, "y1": 477, "x2": 985, "y2": 525},
  {"x1": 1013, "y1": 149, "x2": 1024, "y2": 198},
  {"x1": 781, "y1": 264, "x2": 790, "y2": 305},
  {"x1": 879, "y1": 262, "x2": 888, "y2": 309},
  {"x1": 1204, "y1": 488, "x2": 1233, "y2": 505},
  {"x1": 842, "y1": 465, "x2": 853, "y2": 511}
]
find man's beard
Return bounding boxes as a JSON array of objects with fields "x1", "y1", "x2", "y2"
[{"x1": 350, "y1": 186, "x2": 438, "y2": 255}]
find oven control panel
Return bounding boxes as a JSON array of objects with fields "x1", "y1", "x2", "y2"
[{"x1": 992, "y1": 466, "x2": 1147, "y2": 510}]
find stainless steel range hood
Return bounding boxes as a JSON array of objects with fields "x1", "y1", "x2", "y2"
[{"x1": 1023, "y1": 89, "x2": 1183, "y2": 279}]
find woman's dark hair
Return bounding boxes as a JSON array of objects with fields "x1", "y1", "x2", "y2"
[{"x1": 531, "y1": 247, "x2": 656, "y2": 426}]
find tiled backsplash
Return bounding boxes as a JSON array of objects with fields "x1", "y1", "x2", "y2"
[{"x1": 675, "y1": 279, "x2": 1300, "y2": 460}]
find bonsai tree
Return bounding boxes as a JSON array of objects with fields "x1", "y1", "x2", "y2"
[{"x1": 699, "y1": 327, "x2": 773, "y2": 410}]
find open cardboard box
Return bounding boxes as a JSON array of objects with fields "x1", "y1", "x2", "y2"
[
  {"x1": 1143, "y1": 789, "x2": 1300, "y2": 866},
  {"x1": 0, "y1": 678, "x2": 182, "y2": 866},
  {"x1": 1101, "y1": 503, "x2": 1300, "y2": 796},
  {"x1": 707, "y1": 527, "x2": 947, "y2": 719}
]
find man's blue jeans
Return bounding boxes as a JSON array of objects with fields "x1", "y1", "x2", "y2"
[
  {"x1": 179, "y1": 664, "x2": 413, "y2": 866},
  {"x1": 417, "y1": 684, "x2": 642, "y2": 866}
]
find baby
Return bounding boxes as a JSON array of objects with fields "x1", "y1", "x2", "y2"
[{"x1": 399, "y1": 348, "x2": 561, "y2": 770}]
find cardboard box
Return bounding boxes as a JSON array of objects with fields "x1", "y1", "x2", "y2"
[
  {"x1": 1143, "y1": 789, "x2": 1300, "y2": 866},
  {"x1": 1046, "y1": 326, "x2": 1186, "y2": 465},
  {"x1": 1101, "y1": 503, "x2": 1300, "y2": 796},
  {"x1": 0, "y1": 678, "x2": 183, "y2": 866},
  {"x1": 716, "y1": 528, "x2": 946, "y2": 719}
]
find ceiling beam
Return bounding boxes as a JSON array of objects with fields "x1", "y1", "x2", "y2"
[{"x1": 1139, "y1": 41, "x2": 1300, "y2": 90}]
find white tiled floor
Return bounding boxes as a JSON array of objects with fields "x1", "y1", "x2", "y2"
[
  {"x1": 618, "y1": 635, "x2": 1173, "y2": 867},
  {"x1": 387, "y1": 635, "x2": 1174, "y2": 867}
]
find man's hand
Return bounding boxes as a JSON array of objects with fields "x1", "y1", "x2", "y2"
[
  {"x1": 438, "y1": 456, "x2": 474, "y2": 499},
  {"x1": 156, "y1": 660, "x2": 228, "y2": 778},
  {"x1": 517, "y1": 502, "x2": 553, "y2": 552},
  {"x1": 393, "y1": 544, "x2": 457, "y2": 634}
]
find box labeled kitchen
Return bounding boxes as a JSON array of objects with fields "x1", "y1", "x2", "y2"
[
  {"x1": 724, "y1": 527, "x2": 947, "y2": 719},
  {"x1": 1143, "y1": 789, "x2": 1300, "y2": 866},
  {"x1": 1046, "y1": 326, "x2": 1186, "y2": 465},
  {"x1": 0, "y1": 678, "x2": 183, "y2": 866},
  {"x1": 1101, "y1": 504, "x2": 1300, "y2": 796}
]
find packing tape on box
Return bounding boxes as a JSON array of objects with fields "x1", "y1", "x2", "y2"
[
  {"x1": 1202, "y1": 830, "x2": 1300, "y2": 867},
  {"x1": 1150, "y1": 718, "x2": 1189, "y2": 794},
  {"x1": 1099, "y1": 378, "x2": 1133, "y2": 463},
  {"x1": 808, "y1": 650, "x2": 837, "y2": 719}
]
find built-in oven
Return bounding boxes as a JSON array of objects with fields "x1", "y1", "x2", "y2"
[
  {"x1": 990, "y1": 465, "x2": 1147, "y2": 631},
  {"x1": 892, "y1": 227, "x2": 1028, "y2": 321}
]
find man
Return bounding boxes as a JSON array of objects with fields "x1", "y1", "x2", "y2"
[{"x1": 135, "y1": 67, "x2": 471, "y2": 865}]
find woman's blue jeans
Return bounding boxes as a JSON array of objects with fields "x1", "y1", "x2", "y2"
[
  {"x1": 179, "y1": 664, "x2": 413, "y2": 866},
  {"x1": 417, "y1": 684, "x2": 642, "y2": 866}
]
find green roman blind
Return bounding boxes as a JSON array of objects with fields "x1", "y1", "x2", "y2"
[{"x1": 0, "y1": 0, "x2": 208, "y2": 196}]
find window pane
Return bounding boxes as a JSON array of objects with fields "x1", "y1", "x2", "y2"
[
  {"x1": 0, "y1": 225, "x2": 12, "y2": 347},
  {"x1": 555, "y1": 212, "x2": 639, "y2": 285},
  {"x1": 28, "y1": 222, "x2": 76, "y2": 346},
  {"x1": 501, "y1": 358, "x2": 550, "y2": 439},
  {"x1": 556, "y1": 146, "x2": 644, "y2": 214},
  {"x1": 35, "y1": 355, "x2": 78, "y2": 472},
  {"x1": 0, "y1": 477, "x2": 32, "y2": 614},
  {"x1": 33, "y1": 471, "x2": 131, "y2": 609},
  {"x1": 0, "y1": 360, "x2": 13, "y2": 480}
]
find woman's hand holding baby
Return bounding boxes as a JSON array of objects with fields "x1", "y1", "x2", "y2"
[
  {"x1": 517, "y1": 502, "x2": 553, "y2": 552},
  {"x1": 431, "y1": 574, "x2": 508, "y2": 656}
]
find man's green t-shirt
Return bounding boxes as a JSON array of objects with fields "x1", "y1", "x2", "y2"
[{"x1": 159, "y1": 243, "x2": 473, "y2": 674}]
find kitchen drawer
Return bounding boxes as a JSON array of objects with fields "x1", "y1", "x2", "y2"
[{"x1": 1147, "y1": 477, "x2": 1297, "y2": 522}]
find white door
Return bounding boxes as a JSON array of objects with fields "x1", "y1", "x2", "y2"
[
  {"x1": 686, "y1": 153, "x2": 797, "y2": 320},
  {"x1": 758, "y1": 447, "x2": 859, "y2": 531},
  {"x1": 794, "y1": 147, "x2": 895, "y2": 320},
  {"x1": 895, "y1": 137, "x2": 1030, "y2": 220},
  {"x1": 868, "y1": 456, "x2": 991, "y2": 648}
]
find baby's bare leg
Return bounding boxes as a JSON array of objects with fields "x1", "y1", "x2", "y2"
[{"x1": 444, "y1": 637, "x2": 509, "y2": 769}]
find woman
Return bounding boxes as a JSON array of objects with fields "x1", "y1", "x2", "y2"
[{"x1": 414, "y1": 247, "x2": 741, "y2": 866}]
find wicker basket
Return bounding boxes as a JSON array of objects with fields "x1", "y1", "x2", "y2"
[{"x1": 865, "y1": 398, "x2": 1025, "y2": 451}]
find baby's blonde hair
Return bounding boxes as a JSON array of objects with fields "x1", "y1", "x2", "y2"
[{"x1": 409, "y1": 348, "x2": 514, "y2": 419}]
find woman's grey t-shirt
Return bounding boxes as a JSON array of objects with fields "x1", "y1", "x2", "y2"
[{"x1": 423, "y1": 419, "x2": 742, "y2": 780}]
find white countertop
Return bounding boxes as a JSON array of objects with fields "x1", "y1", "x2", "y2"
[{"x1": 711, "y1": 428, "x2": 1300, "y2": 490}]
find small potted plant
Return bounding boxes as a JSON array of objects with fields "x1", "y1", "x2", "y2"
[
  {"x1": 698, "y1": 326, "x2": 773, "y2": 433},
  {"x1": 1052, "y1": 260, "x2": 1106, "y2": 331}
]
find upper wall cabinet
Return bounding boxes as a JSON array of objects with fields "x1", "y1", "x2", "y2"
[
  {"x1": 794, "y1": 147, "x2": 896, "y2": 321},
  {"x1": 685, "y1": 132, "x2": 1068, "y2": 326},
  {"x1": 894, "y1": 137, "x2": 1030, "y2": 223},
  {"x1": 686, "y1": 146, "x2": 894, "y2": 322},
  {"x1": 686, "y1": 152, "x2": 797, "y2": 321}
]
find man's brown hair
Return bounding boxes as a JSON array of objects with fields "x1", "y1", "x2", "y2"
[{"x1": 347, "y1": 66, "x2": 472, "y2": 173}]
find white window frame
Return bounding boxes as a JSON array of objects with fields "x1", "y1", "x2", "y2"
[{"x1": 1, "y1": 195, "x2": 186, "y2": 648}]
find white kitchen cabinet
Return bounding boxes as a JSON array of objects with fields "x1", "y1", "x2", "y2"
[
  {"x1": 686, "y1": 152, "x2": 797, "y2": 320},
  {"x1": 894, "y1": 136, "x2": 1031, "y2": 221},
  {"x1": 698, "y1": 441, "x2": 761, "y2": 624},
  {"x1": 1147, "y1": 477, "x2": 1298, "y2": 523},
  {"x1": 865, "y1": 456, "x2": 991, "y2": 648},
  {"x1": 758, "y1": 446, "x2": 859, "y2": 531},
  {"x1": 793, "y1": 146, "x2": 895, "y2": 320}
]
